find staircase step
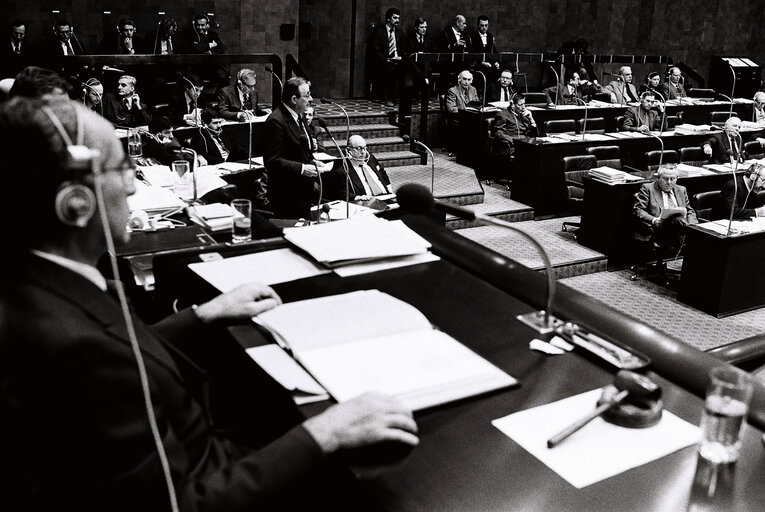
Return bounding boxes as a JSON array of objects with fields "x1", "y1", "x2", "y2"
[
  {"x1": 316, "y1": 113, "x2": 391, "y2": 126},
  {"x1": 335, "y1": 136, "x2": 410, "y2": 153},
  {"x1": 375, "y1": 150, "x2": 422, "y2": 167},
  {"x1": 387, "y1": 155, "x2": 485, "y2": 204},
  {"x1": 326, "y1": 124, "x2": 399, "y2": 137},
  {"x1": 445, "y1": 187, "x2": 534, "y2": 229}
]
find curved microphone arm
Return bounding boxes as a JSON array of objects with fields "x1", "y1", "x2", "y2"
[
  {"x1": 321, "y1": 98, "x2": 350, "y2": 145},
  {"x1": 647, "y1": 133, "x2": 665, "y2": 169},
  {"x1": 727, "y1": 156, "x2": 739, "y2": 237},
  {"x1": 652, "y1": 89, "x2": 667, "y2": 133},
  {"x1": 718, "y1": 92, "x2": 734, "y2": 119},
  {"x1": 728, "y1": 63, "x2": 737, "y2": 116},
  {"x1": 318, "y1": 119, "x2": 350, "y2": 220},
  {"x1": 180, "y1": 75, "x2": 200, "y2": 126},
  {"x1": 413, "y1": 138, "x2": 436, "y2": 193},
  {"x1": 474, "y1": 69, "x2": 487, "y2": 110},
  {"x1": 548, "y1": 63, "x2": 560, "y2": 107},
  {"x1": 82, "y1": 82, "x2": 104, "y2": 117},
  {"x1": 678, "y1": 75, "x2": 685, "y2": 106},
  {"x1": 571, "y1": 97, "x2": 588, "y2": 141},
  {"x1": 265, "y1": 66, "x2": 283, "y2": 105}
]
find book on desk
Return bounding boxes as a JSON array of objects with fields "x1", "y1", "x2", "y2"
[{"x1": 255, "y1": 289, "x2": 518, "y2": 411}]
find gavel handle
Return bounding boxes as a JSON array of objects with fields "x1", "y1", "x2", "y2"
[{"x1": 547, "y1": 389, "x2": 630, "y2": 448}]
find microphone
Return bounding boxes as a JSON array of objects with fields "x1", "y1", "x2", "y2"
[
  {"x1": 180, "y1": 75, "x2": 200, "y2": 127},
  {"x1": 265, "y1": 66, "x2": 283, "y2": 105},
  {"x1": 474, "y1": 69, "x2": 487, "y2": 111},
  {"x1": 570, "y1": 97, "x2": 588, "y2": 141},
  {"x1": 652, "y1": 90, "x2": 668, "y2": 132},
  {"x1": 320, "y1": 202, "x2": 331, "y2": 223},
  {"x1": 402, "y1": 135, "x2": 436, "y2": 193},
  {"x1": 717, "y1": 92, "x2": 735, "y2": 118},
  {"x1": 317, "y1": 117, "x2": 350, "y2": 220},
  {"x1": 647, "y1": 132, "x2": 665, "y2": 169},
  {"x1": 548, "y1": 63, "x2": 560, "y2": 108},
  {"x1": 102, "y1": 65, "x2": 126, "y2": 73},
  {"x1": 397, "y1": 184, "x2": 558, "y2": 331},
  {"x1": 727, "y1": 154, "x2": 739, "y2": 237},
  {"x1": 321, "y1": 98, "x2": 350, "y2": 145}
]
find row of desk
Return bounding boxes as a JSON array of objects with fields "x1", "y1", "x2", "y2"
[{"x1": 133, "y1": 214, "x2": 765, "y2": 511}]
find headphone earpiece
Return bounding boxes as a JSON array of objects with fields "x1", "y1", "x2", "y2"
[{"x1": 54, "y1": 182, "x2": 96, "y2": 227}]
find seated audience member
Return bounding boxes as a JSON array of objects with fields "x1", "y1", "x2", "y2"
[
  {"x1": 545, "y1": 70, "x2": 584, "y2": 107},
  {"x1": 2, "y1": 20, "x2": 34, "y2": 79},
  {"x1": 304, "y1": 105, "x2": 324, "y2": 152},
  {"x1": 490, "y1": 92, "x2": 538, "y2": 155},
  {"x1": 621, "y1": 91, "x2": 664, "y2": 132},
  {"x1": 140, "y1": 115, "x2": 195, "y2": 166},
  {"x1": 721, "y1": 162, "x2": 765, "y2": 219},
  {"x1": 325, "y1": 134, "x2": 391, "y2": 201},
  {"x1": 97, "y1": 17, "x2": 143, "y2": 54},
  {"x1": 0, "y1": 96, "x2": 418, "y2": 510},
  {"x1": 487, "y1": 68, "x2": 516, "y2": 103},
  {"x1": 659, "y1": 67, "x2": 686, "y2": 100},
  {"x1": 82, "y1": 78, "x2": 103, "y2": 115},
  {"x1": 182, "y1": 14, "x2": 228, "y2": 86},
  {"x1": 152, "y1": 17, "x2": 177, "y2": 54},
  {"x1": 753, "y1": 91, "x2": 765, "y2": 124},
  {"x1": 446, "y1": 70, "x2": 480, "y2": 116},
  {"x1": 702, "y1": 116, "x2": 765, "y2": 163},
  {"x1": 40, "y1": 19, "x2": 86, "y2": 56},
  {"x1": 188, "y1": 109, "x2": 231, "y2": 165},
  {"x1": 634, "y1": 163, "x2": 698, "y2": 250},
  {"x1": 606, "y1": 66, "x2": 639, "y2": 104},
  {"x1": 9, "y1": 66, "x2": 70, "y2": 100},
  {"x1": 103, "y1": 74, "x2": 151, "y2": 127},
  {"x1": 639, "y1": 72, "x2": 663, "y2": 97},
  {"x1": 217, "y1": 68, "x2": 270, "y2": 121},
  {"x1": 168, "y1": 74, "x2": 205, "y2": 126}
]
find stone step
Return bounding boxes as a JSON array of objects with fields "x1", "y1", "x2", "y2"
[
  {"x1": 375, "y1": 150, "x2": 422, "y2": 167},
  {"x1": 326, "y1": 123, "x2": 400, "y2": 137},
  {"x1": 387, "y1": 155, "x2": 485, "y2": 204},
  {"x1": 336, "y1": 136, "x2": 410, "y2": 152},
  {"x1": 315, "y1": 113, "x2": 391, "y2": 126},
  {"x1": 445, "y1": 186, "x2": 534, "y2": 229}
]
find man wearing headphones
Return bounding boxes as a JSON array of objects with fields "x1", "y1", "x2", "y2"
[
  {"x1": 82, "y1": 77, "x2": 103, "y2": 114},
  {"x1": 659, "y1": 67, "x2": 687, "y2": 100},
  {"x1": 97, "y1": 18, "x2": 143, "y2": 54},
  {"x1": 217, "y1": 68, "x2": 271, "y2": 120},
  {"x1": 102, "y1": 74, "x2": 151, "y2": 127},
  {"x1": 721, "y1": 162, "x2": 765, "y2": 219},
  {"x1": 183, "y1": 14, "x2": 228, "y2": 87},
  {"x1": 621, "y1": 91, "x2": 664, "y2": 132},
  {"x1": 700, "y1": 116, "x2": 764, "y2": 164},
  {"x1": 40, "y1": 19, "x2": 86, "y2": 56},
  {"x1": 0, "y1": 97, "x2": 418, "y2": 510},
  {"x1": 490, "y1": 92, "x2": 538, "y2": 155}
]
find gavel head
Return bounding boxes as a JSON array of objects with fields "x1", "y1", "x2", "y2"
[
  {"x1": 600, "y1": 370, "x2": 664, "y2": 428},
  {"x1": 613, "y1": 370, "x2": 662, "y2": 407}
]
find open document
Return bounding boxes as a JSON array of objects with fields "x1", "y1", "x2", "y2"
[
  {"x1": 255, "y1": 290, "x2": 518, "y2": 411},
  {"x1": 660, "y1": 207, "x2": 686, "y2": 221}
]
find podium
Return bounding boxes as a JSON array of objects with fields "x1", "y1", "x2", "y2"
[{"x1": 710, "y1": 55, "x2": 761, "y2": 99}]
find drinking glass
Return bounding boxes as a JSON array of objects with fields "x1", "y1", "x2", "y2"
[
  {"x1": 127, "y1": 127, "x2": 142, "y2": 158},
  {"x1": 698, "y1": 366, "x2": 753, "y2": 464},
  {"x1": 231, "y1": 199, "x2": 252, "y2": 243}
]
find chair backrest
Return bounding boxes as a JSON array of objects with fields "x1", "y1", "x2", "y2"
[
  {"x1": 679, "y1": 146, "x2": 710, "y2": 167},
  {"x1": 745, "y1": 140, "x2": 765, "y2": 159},
  {"x1": 577, "y1": 116, "x2": 605, "y2": 134},
  {"x1": 545, "y1": 119, "x2": 576, "y2": 134},
  {"x1": 710, "y1": 111, "x2": 733, "y2": 127},
  {"x1": 586, "y1": 145, "x2": 621, "y2": 169},
  {"x1": 692, "y1": 190, "x2": 723, "y2": 222},
  {"x1": 523, "y1": 92, "x2": 549, "y2": 107},
  {"x1": 644, "y1": 149, "x2": 679, "y2": 172},
  {"x1": 615, "y1": 115, "x2": 625, "y2": 132},
  {"x1": 688, "y1": 88, "x2": 716, "y2": 99},
  {"x1": 665, "y1": 115, "x2": 681, "y2": 129},
  {"x1": 561, "y1": 154, "x2": 597, "y2": 186}
]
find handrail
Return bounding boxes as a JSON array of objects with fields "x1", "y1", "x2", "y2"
[{"x1": 38, "y1": 53, "x2": 283, "y2": 109}]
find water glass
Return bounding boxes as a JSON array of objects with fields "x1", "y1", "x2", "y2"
[
  {"x1": 231, "y1": 199, "x2": 252, "y2": 243},
  {"x1": 127, "y1": 127, "x2": 142, "y2": 158},
  {"x1": 698, "y1": 366, "x2": 753, "y2": 464}
]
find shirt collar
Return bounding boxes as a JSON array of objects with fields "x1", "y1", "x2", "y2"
[
  {"x1": 31, "y1": 250, "x2": 107, "y2": 291},
  {"x1": 284, "y1": 103, "x2": 301, "y2": 124}
]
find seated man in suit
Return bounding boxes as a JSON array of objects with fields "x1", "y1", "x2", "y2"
[
  {"x1": 217, "y1": 68, "x2": 270, "y2": 121},
  {"x1": 102, "y1": 74, "x2": 151, "y2": 127},
  {"x1": 325, "y1": 134, "x2": 391, "y2": 202},
  {"x1": 97, "y1": 17, "x2": 143, "y2": 54},
  {"x1": 606, "y1": 66, "x2": 639, "y2": 104},
  {"x1": 40, "y1": 19, "x2": 86, "y2": 56},
  {"x1": 659, "y1": 67, "x2": 687, "y2": 100},
  {"x1": 487, "y1": 68, "x2": 516, "y2": 103},
  {"x1": 545, "y1": 70, "x2": 584, "y2": 107},
  {"x1": 140, "y1": 115, "x2": 198, "y2": 166},
  {"x1": 634, "y1": 164, "x2": 698, "y2": 251},
  {"x1": 444, "y1": 69, "x2": 480, "y2": 154},
  {"x1": 304, "y1": 105, "x2": 324, "y2": 152},
  {"x1": 621, "y1": 91, "x2": 664, "y2": 132},
  {"x1": 721, "y1": 162, "x2": 765, "y2": 219},
  {"x1": 490, "y1": 92, "x2": 538, "y2": 155},
  {"x1": 702, "y1": 116, "x2": 765, "y2": 164},
  {"x1": 0, "y1": 96, "x2": 418, "y2": 510},
  {"x1": 188, "y1": 109, "x2": 232, "y2": 165},
  {"x1": 167, "y1": 74, "x2": 206, "y2": 127}
]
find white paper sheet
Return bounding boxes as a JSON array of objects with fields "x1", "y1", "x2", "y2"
[
  {"x1": 332, "y1": 251, "x2": 440, "y2": 277},
  {"x1": 492, "y1": 389, "x2": 701, "y2": 488},
  {"x1": 245, "y1": 345, "x2": 329, "y2": 405},
  {"x1": 188, "y1": 248, "x2": 330, "y2": 292}
]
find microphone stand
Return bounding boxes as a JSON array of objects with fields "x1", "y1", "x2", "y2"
[
  {"x1": 475, "y1": 69, "x2": 487, "y2": 111},
  {"x1": 265, "y1": 66, "x2": 283, "y2": 106},
  {"x1": 321, "y1": 98, "x2": 350, "y2": 148},
  {"x1": 652, "y1": 90, "x2": 667, "y2": 133},
  {"x1": 548, "y1": 63, "x2": 560, "y2": 108},
  {"x1": 647, "y1": 132, "x2": 665, "y2": 169},
  {"x1": 571, "y1": 97, "x2": 588, "y2": 141},
  {"x1": 728, "y1": 62, "x2": 737, "y2": 116},
  {"x1": 678, "y1": 75, "x2": 685, "y2": 107},
  {"x1": 411, "y1": 137, "x2": 436, "y2": 193},
  {"x1": 718, "y1": 92, "x2": 735, "y2": 120},
  {"x1": 241, "y1": 109, "x2": 254, "y2": 171},
  {"x1": 727, "y1": 155, "x2": 739, "y2": 237},
  {"x1": 318, "y1": 119, "x2": 350, "y2": 220}
]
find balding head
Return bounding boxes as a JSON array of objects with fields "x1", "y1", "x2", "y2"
[{"x1": 724, "y1": 116, "x2": 742, "y2": 135}]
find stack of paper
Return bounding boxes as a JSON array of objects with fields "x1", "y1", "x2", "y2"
[
  {"x1": 255, "y1": 290, "x2": 518, "y2": 411},
  {"x1": 187, "y1": 203, "x2": 241, "y2": 232},
  {"x1": 127, "y1": 180, "x2": 186, "y2": 213},
  {"x1": 589, "y1": 166, "x2": 643, "y2": 184},
  {"x1": 283, "y1": 216, "x2": 432, "y2": 267},
  {"x1": 676, "y1": 163, "x2": 714, "y2": 177},
  {"x1": 673, "y1": 123, "x2": 713, "y2": 135},
  {"x1": 137, "y1": 165, "x2": 178, "y2": 187}
]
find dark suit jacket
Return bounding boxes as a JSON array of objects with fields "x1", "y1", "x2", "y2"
[
  {"x1": 702, "y1": 132, "x2": 750, "y2": 164},
  {"x1": 96, "y1": 33, "x2": 146, "y2": 54},
  {"x1": 722, "y1": 175, "x2": 764, "y2": 219},
  {"x1": 183, "y1": 29, "x2": 226, "y2": 54},
  {"x1": 167, "y1": 90, "x2": 207, "y2": 127},
  {"x1": 659, "y1": 81, "x2": 686, "y2": 100},
  {"x1": 216, "y1": 84, "x2": 267, "y2": 120},
  {"x1": 188, "y1": 127, "x2": 230, "y2": 165},
  {"x1": 621, "y1": 106, "x2": 662, "y2": 132},
  {"x1": 102, "y1": 92, "x2": 151, "y2": 127},
  {"x1": 486, "y1": 81, "x2": 516, "y2": 103},
  {"x1": 371, "y1": 24, "x2": 404, "y2": 63},
  {"x1": 633, "y1": 181, "x2": 697, "y2": 241},
  {"x1": 544, "y1": 84, "x2": 584, "y2": 106},
  {"x1": 469, "y1": 31, "x2": 497, "y2": 53},
  {"x1": 0, "y1": 39, "x2": 35, "y2": 78},
  {"x1": 141, "y1": 134, "x2": 186, "y2": 165},
  {"x1": 491, "y1": 108, "x2": 538, "y2": 146},
  {"x1": 0, "y1": 255, "x2": 331, "y2": 511},
  {"x1": 324, "y1": 153, "x2": 391, "y2": 200},
  {"x1": 39, "y1": 36, "x2": 86, "y2": 56},
  {"x1": 404, "y1": 32, "x2": 433, "y2": 54},
  {"x1": 264, "y1": 104, "x2": 317, "y2": 218},
  {"x1": 435, "y1": 27, "x2": 472, "y2": 53}
]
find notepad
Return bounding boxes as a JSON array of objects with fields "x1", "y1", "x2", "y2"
[{"x1": 255, "y1": 290, "x2": 517, "y2": 411}]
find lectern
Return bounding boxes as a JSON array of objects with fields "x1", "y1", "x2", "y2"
[{"x1": 710, "y1": 55, "x2": 761, "y2": 98}]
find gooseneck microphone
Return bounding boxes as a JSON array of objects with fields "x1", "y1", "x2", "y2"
[
  {"x1": 727, "y1": 137, "x2": 742, "y2": 237},
  {"x1": 647, "y1": 132, "x2": 665, "y2": 169},
  {"x1": 548, "y1": 63, "x2": 560, "y2": 108},
  {"x1": 652, "y1": 89, "x2": 668, "y2": 133},
  {"x1": 265, "y1": 66, "x2": 283, "y2": 105},
  {"x1": 402, "y1": 134, "x2": 436, "y2": 193},
  {"x1": 474, "y1": 69, "x2": 487, "y2": 111},
  {"x1": 397, "y1": 183, "x2": 557, "y2": 331},
  {"x1": 320, "y1": 98, "x2": 350, "y2": 146},
  {"x1": 317, "y1": 117, "x2": 350, "y2": 220},
  {"x1": 717, "y1": 92, "x2": 735, "y2": 118},
  {"x1": 569, "y1": 96, "x2": 588, "y2": 141}
]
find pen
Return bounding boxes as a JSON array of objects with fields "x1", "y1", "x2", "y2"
[{"x1": 546, "y1": 389, "x2": 629, "y2": 448}]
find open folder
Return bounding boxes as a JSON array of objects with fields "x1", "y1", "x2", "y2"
[{"x1": 255, "y1": 290, "x2": 518, "y2": 411}]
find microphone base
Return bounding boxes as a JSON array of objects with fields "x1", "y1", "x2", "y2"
[{"x1": 516, "y1": 310, "x2": 560, "y2": 334}]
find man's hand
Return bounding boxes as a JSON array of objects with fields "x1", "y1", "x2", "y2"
[
  {"x1": 756, "y1": 205, "x2": 765, "y2": 217},
  {"x1": 303, "y1": 392, "x2": 419, "y2": 454},
  {"x1": 132, "y1": 94, "x2": 142, "y2": 109},
  {"x1": 637, "y1": 125, "x2": 649, "y2": 133},
  {"x1": 301, "y1": 164, "x2": 318, "y2": 177},
  {"x1": 703, "y1": 144, "x2": 713, "y2": 156},
  {"x1": 193, "y1": 282, "x2": 282, "y2": 324},
  {"x1": 209, "y1": 40, "x2": 218, "y2": 49},
  {"x1": 652, "y1": 217, "x2": 664, "y2": 227},
  {"x1": 354, "y1": 194, "x2": 372, "y2": 201},
  {"x1": 757, "y1": 137, "x2": 765, "y2": 147}
]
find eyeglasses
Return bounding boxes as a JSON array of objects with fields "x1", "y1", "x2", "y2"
[{"x1": 349, "y1": 146, "x2": 367, "y2": 151}]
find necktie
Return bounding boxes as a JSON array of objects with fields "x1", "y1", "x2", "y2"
[
  {"x1": 242, "y1": 93, "x2": 252, "y2": 111},
  {"x1": 418, "y1": 35, "x2": 423, "y2": 45},
  {"x1": 13, "y1": 42, "x2": 19, "y2": 54},
  {"x1": 666, "y1": 190, "x2": 678, "y2": 208},
  {"x1": 167, "y1": 37, "x2": 173, "y2": 54},
  {"x1": 388, "y1": 29, "x2": 396, "y2": 57},
  {"x1": 67, "y1": 41, "x2": 75, "y2": 55},
  {"x1": 361, "y1": 164, "x2": 387, "y2": 195}
]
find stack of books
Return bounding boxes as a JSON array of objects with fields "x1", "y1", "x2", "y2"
[
  {"x1": 187, "y1": 203, "x2": 242, "y2": 232},
  {"x1": 589, "y1": 167, "x2": 643, "y2": 184}
]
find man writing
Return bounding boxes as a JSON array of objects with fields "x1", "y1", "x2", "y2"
[{"x1": 0, "y1": 97, "x2": 418, "y2": 510}]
